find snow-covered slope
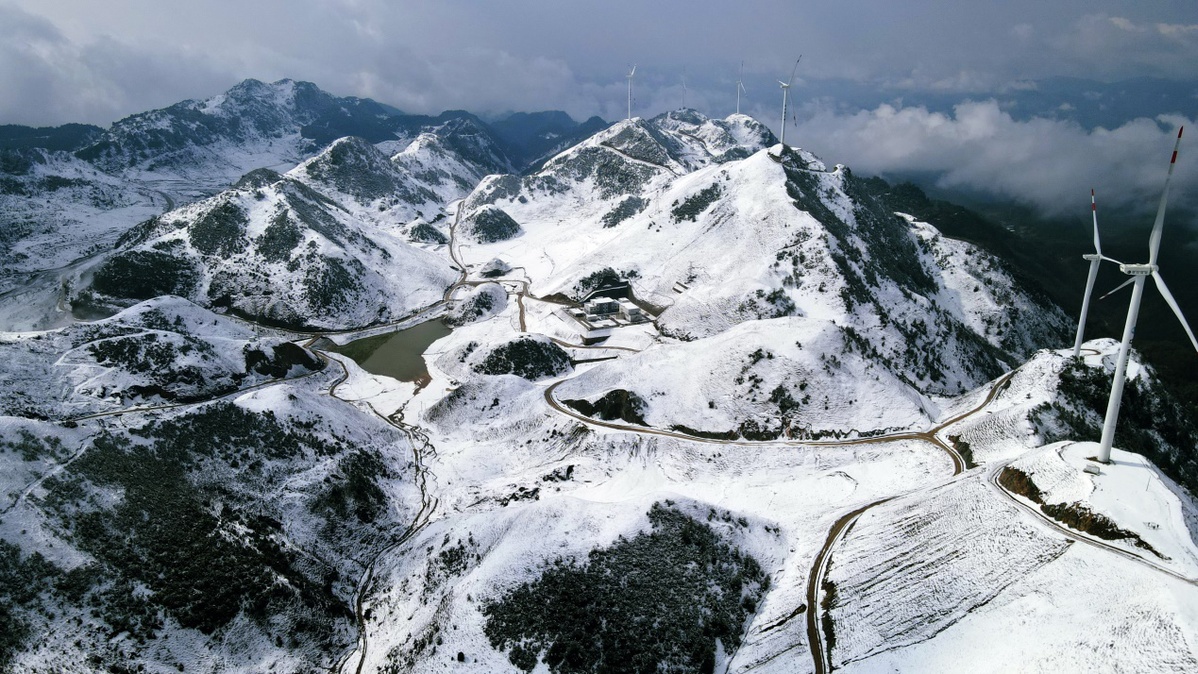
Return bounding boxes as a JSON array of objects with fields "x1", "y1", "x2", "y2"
[
  {"x1": 74, "y1": 79, "x2": 355, "y2": 200},
  {"x1": 0, "y1": 149, "x2": 162, "y2": 279},
  {"x1": 458, "y1": 134, "x2": 1068, "y2": 398},
  {"x1": 553, "y1": 317, "x2": 931, "y2": 438},
  {"x1": 74, "y1": 155, "x2": 457, "y2": 330},
  {"x1": 0, "y1": 382, "x2": 424, "y2": 673},
  {"x1": 287, "y1": 136, "x2": 442, "y2": 223},
  {"x1": 0, "y1": 296, "x2": 323, "y2": 420},
  {"x1": 392, "y1": 131, "x2": 507, "y2": 206}
]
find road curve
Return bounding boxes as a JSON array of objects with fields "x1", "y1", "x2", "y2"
[
  {"x1": 540, "y1": 366, "x2": 1015, "y2": 674},
  {"x1": 805, "y1": 498, "x2": 893, "y2": 674},
  {"x1": 985, "y1": 453, "x2": 1198, "y2": 587}
]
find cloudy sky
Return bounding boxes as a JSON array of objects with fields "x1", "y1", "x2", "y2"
[{"x1": 3, "y1": 0, "x2": 1197, "y2": 218}]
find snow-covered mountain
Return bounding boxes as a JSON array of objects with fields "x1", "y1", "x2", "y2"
[
  {"x1": 72, "y1": 145, "x2": 458, "y2": 330},
  {"x1": 70, "y1": 79, "x2": 519, "y2": 205},
  {"x1": 0, "y1": 81, "x2": 574, "y2": 332},
  {"x1": 1, "y1": 83, "x2": 1196, "y2": 674},
  {"x1": 461, "y1": 113, "x2": 1068, "y2": 403}
]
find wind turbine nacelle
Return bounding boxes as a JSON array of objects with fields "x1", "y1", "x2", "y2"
[
  {"x1": 1119, "y1": 263, "x2": 1157, "y2": 276},
  {"x1": 1082, "y1": 253, "x2": 1103, "y2": 261}
]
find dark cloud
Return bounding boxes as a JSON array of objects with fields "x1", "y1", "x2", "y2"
[
  {"x1": 0, "y1": 4, "x2": 231, "y2": 126},
  {"x1": 7, "y1": 0, "x2": 1197, "y2": 125}
]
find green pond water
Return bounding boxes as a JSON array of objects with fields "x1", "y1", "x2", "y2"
[{"x1": 331, "y1": 318, "x2": 452, "y2": 382}]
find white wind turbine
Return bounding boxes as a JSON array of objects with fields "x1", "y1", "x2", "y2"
[
  {"x1": 778, "y1": 56, "x2": 801, "y2": 146},
  {"x1": 736, "y1": 61, "x2": 747, "y2": 115},
  {"x1": 1095, "y1": 126, "x2": 1198, "y2": 464},
  {"x1": 626, "y1": 65, "x2": 637, "y2": 120},
  {"x1": 1071, "y1": 189, "x2": 1123, "y2": 357}
]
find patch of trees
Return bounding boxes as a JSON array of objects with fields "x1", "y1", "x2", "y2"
[
  {"x1": 571, "y1": 267, "x2": 623, "y2": 301},
  {"x1": 671, "y1": 183, "x2": 722, "y2": 223},
  {"x1": 303, "y1": 255, "x2": 366, "y2": 312},
  {"x1": 244, "y1": 341, "x2": 323, "y2": 378},
  {"x1": 409, "y1": 222, "x2": 448, "y2": 244},
  {"x1": 446, "y1": 289, "x2": 497, "y2": 327},
  {"x1": 234, "y1": 167, "x2": 282, "y2": 190},
  {"x1": 256, "y1": 209, "x2": 303, "y2": 262},
  {"x1": 309, "y1": 450, "x2": 392, "y2": 524},
  {"x1": 189, "y1": 200, "x2": 249, "y2": 257},
  {"x1": 475, "y1": 338, "x2": 570, "y2": 380},
  {"x1": 468, "y1": 207, "x2": 521, "y2": 243},
  {"x1": 482, "y1": 502, "x2": 767, "y2": 673},
  {"x1": 601, "y1": 195, "x2": 648, "y2": 228},
  {"x1": 0, "y1": 541, "x2": 62, "y2": 669},
  {"x1": 561, "y1": 389, "x2": 647, "y2": 426},
  {"x1": 92, "y1": 249, "x2": 200, "y2": 300}
]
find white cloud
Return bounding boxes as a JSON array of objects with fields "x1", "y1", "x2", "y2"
[{"x1": 790, "y1": 100, "x2": 1196, "y2": 220}]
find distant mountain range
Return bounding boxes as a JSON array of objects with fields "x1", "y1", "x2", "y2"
[{"x1": 1, "y1": 78, "x2": 609, "y2": 180}]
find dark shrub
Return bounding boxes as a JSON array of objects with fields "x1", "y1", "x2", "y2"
[
  {"x1": 93, "y1": 250, "x2": 199, "y2": 300},
  {"x1": 482, "y1": 503, "x2": 766, "y2": 673},
  {"x1": 476, "y1": 338, "x2": 570, "y2": 380}
]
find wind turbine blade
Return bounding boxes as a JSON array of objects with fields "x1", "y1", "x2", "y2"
[
  {"x1": 1091, "y1": 189, "x2": 1102, "y2": 256},
  {"x1": 1099, "y1": 277, "x2": 1136, "y2": 300},
  {"x1": 788, "y1": 55, "x2": 802, "y2": 87},
  {"x1": 1152, "y1": 271, "x2": 1198, "y2": 352},
  {"x1": 1100, "y1": 255, "x2": 1124, "y2": 265},
  {"x1": 1148, "y1": 126, "x2": 1183, "y2": 266},
  {"x1": 778, "y1": 81, "x2": 788, "y2": 88}
]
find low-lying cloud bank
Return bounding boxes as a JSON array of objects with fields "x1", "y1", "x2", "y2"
[{"x1": 793, "y1": 100, "x2": 1196, "y2": 221}]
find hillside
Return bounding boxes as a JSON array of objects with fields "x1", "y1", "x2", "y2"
[
  {"x1": 73, "y1": 148, "x2": 457, "y2": 330},
  {"x1": 460, "y1": 112, "x2": 1069, "y2": 398}
]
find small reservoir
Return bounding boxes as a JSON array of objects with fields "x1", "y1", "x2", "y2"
[{"x1": 331, "y1": 318, "x2": 452, "y2": 383}]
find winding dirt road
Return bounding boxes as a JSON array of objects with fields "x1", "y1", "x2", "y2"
[
  {"x1": 539, "y1": 342, "x2": 1017, "y2": 673},
  {"x1": 322, "y1": 351, "x2": 442, "y2": 674}
]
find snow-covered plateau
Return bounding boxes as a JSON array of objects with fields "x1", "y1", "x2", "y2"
[{"x1": 2, "y1": 81, "x2": 1197, "y2": 674}]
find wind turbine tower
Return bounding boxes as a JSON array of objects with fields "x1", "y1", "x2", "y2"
[
  {"x1": 779, "y1": 56, "x2": 801, "y2": 146},
  {"x1": 736, "y1": 61, "x2": 747, "y2": 115},
  {"x1": 1072, "y1": 190, "x2": 1121, "y2": 357},
  {"x1": 626, "y1": 65, "x2": 637, "y2": 120},
  {"x1": 1095, "y1": 127, "x2": 1198, "y2": 464}
]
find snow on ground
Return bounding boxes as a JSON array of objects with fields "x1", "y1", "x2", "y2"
[
  {"x1": 818, "y1": 432, "x2": 1198, "y2": 673},
  {"x1": 330, "y1": 275, "x2": 970, "y2": 672},
  {"x1": 552, "y1": 316, "x2": 931, "y2": 437},
  {"x1": 841, "y1": 541, "x2": 1198, "y2": 674},
  {"x1": 822, "y1": 475, "x2": 1072, "y2": 671},
  {"x1": 1006, "y1": 441, "x2": 1198, "y2": 578},
  {"x1": 0, "y1": 296, "x2": 324, "y2": 420}
]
